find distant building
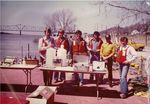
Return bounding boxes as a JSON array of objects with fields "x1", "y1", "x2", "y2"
[{"x1": 131, "y1": 30, "x2": 140, "y2": 35}]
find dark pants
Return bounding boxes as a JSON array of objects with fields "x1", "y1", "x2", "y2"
[
  {"x1": 105, "y1": 57, "x2": 113, "y2": 86},
  {"x1": 90, "y1": 51, "x2": 102, "y2": 81},
  {"x1": 54, "y1": 72, "x2": 65, "y2": 81},
  {"x1": 40, "y1": 57, "x2": 53, "y2": 85},
  {"x1": 43, "y1": 71, "x2": 53, "y2": 85}
]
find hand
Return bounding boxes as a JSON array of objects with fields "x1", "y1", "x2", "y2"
[
  {"x1": 46, "y1": 45, "x2": 51, "y2": 49},
  {"x1": 90, "y1": 50, "x2": 94, "y2": 54},
  {"x1": 104, "y1": 60, "x2": 108, "y2": 63},
  {"x1": 103, "y1": 56, "x2": 108, "y2": 60},
  {"x1": 50, "y1": 43, "x2": 54, "y2": 48},
  {"x1": 123, "y1": 61, "x2": 129, "y2": 64}
]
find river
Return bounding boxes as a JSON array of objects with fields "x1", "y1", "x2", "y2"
[{"x1": 0, "y1": 32, "x2": 43, "y2": 61}]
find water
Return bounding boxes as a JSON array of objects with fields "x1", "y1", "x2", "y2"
[{"x1": 0, "y1": 33, "x2": 43, "y2": 61}]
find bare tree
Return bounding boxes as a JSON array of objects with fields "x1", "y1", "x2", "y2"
[
  {"x1": 44, "y1": 15, "x2": 57, "y2": 32},
  {"x1": 44, "y1": 9, "x2": 76, "y2": 32},
  {"x1": 92, "y1": 1, "x2": 150, "y2": 43},
  {"x1": 92, "y1": 1, "x2": 150, "y2": 25}
]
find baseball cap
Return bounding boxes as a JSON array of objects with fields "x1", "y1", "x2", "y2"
[{"x1": 105, "y1": 34, "x2": 111, "y2": 39}]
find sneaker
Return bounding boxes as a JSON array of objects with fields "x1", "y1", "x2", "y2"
[
  {"x1": 79, "y1": 82, "x2": 83, "y2": 86},
  {"x1": 53, "y1": 79, "x2": 58, "y2": 83},
  {"x1": 60, "y1": 79, "x2": 65, "y2": 83},
  {"x1": 120, "y1": 93, "x2": 127, "y2": 99},
  {"x1": 108, "y1": 81, "x2": 113, "y2": 87},
  {"x1": 109, "y1": 83, "x2": 113, "y2": 87},
  {"x1": 60, "y1": 78, "x2": 65, "y2": 82}
]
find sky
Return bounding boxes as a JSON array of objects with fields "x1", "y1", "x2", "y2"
[{"x1": 1, "y1": 0, "x2": 150, "y2": 33}]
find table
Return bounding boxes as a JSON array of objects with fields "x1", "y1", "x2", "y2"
[
  {"x1": 0, "y1": 64, "x2": 37, "y2": 92},
  {"x1": 39, "y1": 66, "x2": 107, "y2": 99}
]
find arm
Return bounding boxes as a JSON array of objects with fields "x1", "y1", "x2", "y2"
[
  {"x1": 103, "y1": 45, "x2": 116, "y2": 60},
  {"x1": 64, "y1": 39, "x2": 70, "y2": 53},
  {"x1": 87, "y1": 39, "x2": 92, "y2": 51},
  {"x1": 38, "y1": 38, "x2": 50, "y2": 51},
  {"x1": 96, "y1": 40, "x2": 103, "y2": 52},
  {"x1": 100, "y1": 44, "x2": 104, "y2": 57},
  {"x1": 124, "y1": 46, "x2": 137, "y2": 64},
  {"x1": 50, "y1": 37, "x2": 55, "y2": 48},
  {"x1": 101, "y1": 44, "x2": 116, "y2": 60}
]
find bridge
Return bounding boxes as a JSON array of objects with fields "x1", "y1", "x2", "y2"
[{"x1": 0, "y1": 24, "x2": 45, "y2": 35}]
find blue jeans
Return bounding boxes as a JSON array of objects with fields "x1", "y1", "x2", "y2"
[
  {"x1": 119, "y1": 64, "x2": 130, "y2": 94},
  {"x1": 79, "y1": 73, "x2": 84, "y2": 83}
]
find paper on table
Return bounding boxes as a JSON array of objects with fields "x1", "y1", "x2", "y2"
[{"x1": 93, "y1": 61, "x2": 105, "y2": 71}]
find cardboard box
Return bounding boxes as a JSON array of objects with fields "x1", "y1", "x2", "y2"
[
  {"x1": 26, "y1": 86, "x2": 57, "y2": 104},
  {"x1": 25, "y1": 59, "x2": 39, "y2": 65}
]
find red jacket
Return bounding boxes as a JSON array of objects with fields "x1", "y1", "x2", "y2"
[
  {"x1": 89, "y1": 38, "x2": 103, "y2": 51},
  {"x1": 72, "y1": 38, "x2": 87, "y2": 55},
  {"x1": 56, "y1": 37, "x2": 69, "y2": 52}
]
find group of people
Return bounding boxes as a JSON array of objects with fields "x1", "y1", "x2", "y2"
[{"x1": 38, "y1": 27, "x2": 137, "y2": 99}]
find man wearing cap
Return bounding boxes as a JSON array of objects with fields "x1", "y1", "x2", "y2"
[
  {"x1": 38, "y1": 28, "x2": 55, "y2": 85},
  {"x1": 100, "y1": 34, "x2": 116, "y2": 87},
  {"x1": 54, "y1": 29, "x2": 69, "y2": 83}
]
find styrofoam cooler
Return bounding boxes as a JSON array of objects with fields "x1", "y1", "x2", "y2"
[{"x1": 46, "y1": 48, "x2": 56, "y2": 67}]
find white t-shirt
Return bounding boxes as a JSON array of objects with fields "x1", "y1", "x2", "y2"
[{"x1": 120, "y1": 45, "x2": 137, "y2": 63}]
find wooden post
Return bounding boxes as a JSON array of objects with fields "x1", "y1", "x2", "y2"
[
  {"x1": 28, "y1": 44, "x2": 30, "y2": 58},
  {"x1": 20, "y1": 30, "x2": 21, "y2": 36},
  {"x1": 145, "y1": 32, "x2": 148, "y2": 46},
  {"x1": 21, "y1": 46, "x2": 23, "y2": 59}
]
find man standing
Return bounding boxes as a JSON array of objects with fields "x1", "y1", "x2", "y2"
[
  {"x1": 88, "y1": 31, "x2": 103, "y2": 81},
  {"x1": 56, "y1": 29, "x2": 70, "y2": 53},
  {"x1": 72, "y1": 30, "x2": 88, "y2": 86},
  {"x1": 100, "y1": 34, "x2": 116, "y2": 87},
  {"x1": 38, "y1": 28, "x2": 55, "y2": 85},
  {"x1": 54, "y1": 29, "x2": 69, "y2": 83},
  {"x1": 116, "y1": 37, "x2": 137, "y2": 98}
]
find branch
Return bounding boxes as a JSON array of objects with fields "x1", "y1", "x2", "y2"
[
  {"x1": 107, "y1": 3, "x2": 150, "y2": 15},
  {"x1": 118, "y1": 12, "x2": 141, "y2": 25}
]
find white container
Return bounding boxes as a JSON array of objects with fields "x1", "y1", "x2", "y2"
[
  {"x1": 62, "y1": 59, "x2": 68, "y2": 67},
  {"x1": 57, "y1": 45, "x2": 67, "y2": 67},
  {"x1": 46, "y1": 48, "x2": 56, "y2": 67},
  {"x1": 57, "y1": 45, "x2": 67, "y2": 59}
]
